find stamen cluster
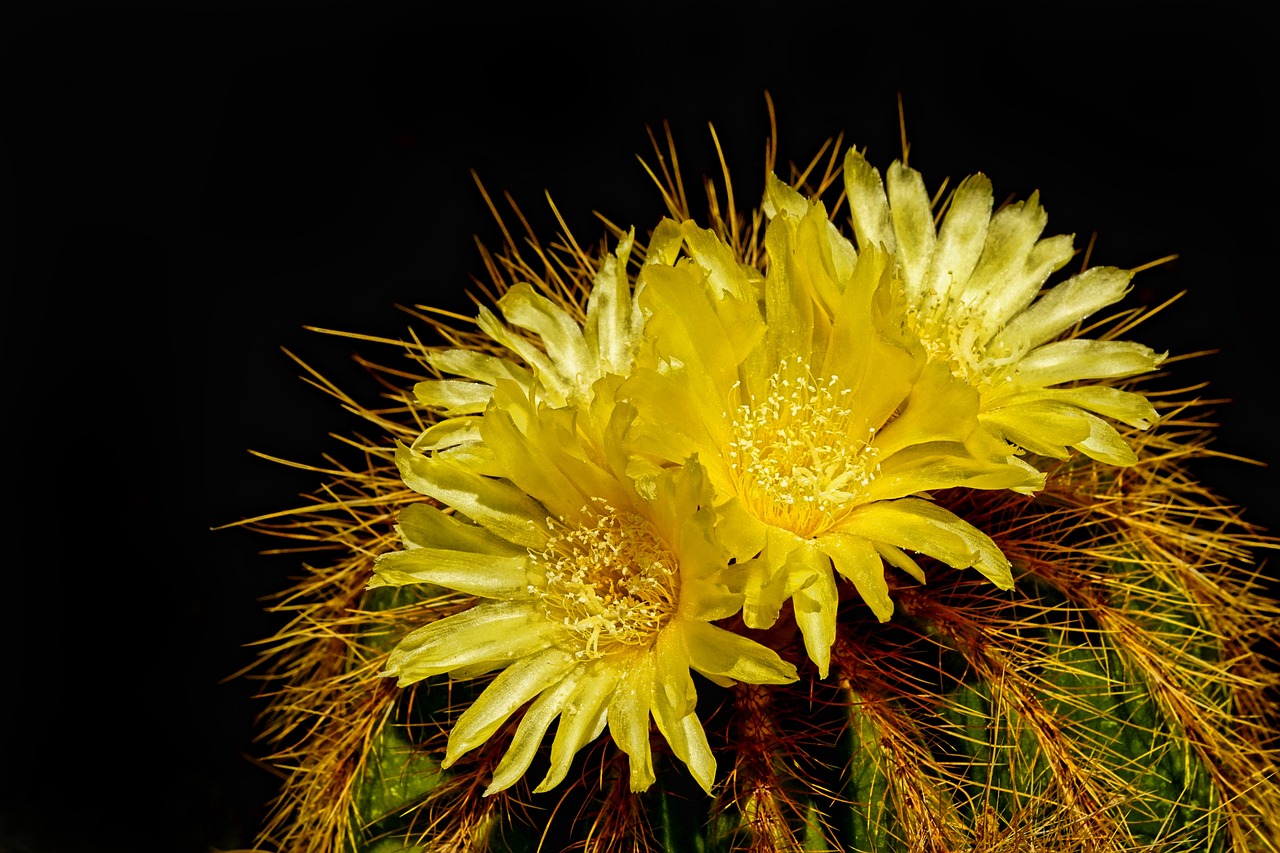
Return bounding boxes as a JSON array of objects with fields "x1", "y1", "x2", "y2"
[{"x1": 531, "y1": 506, "x2": 679, "y2": 659}]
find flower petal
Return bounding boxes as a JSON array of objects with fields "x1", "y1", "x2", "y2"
[
  {"x1": 383, "y1": 601, "x2": 560, "y2": 686},
  {"x1": 920, "y1": 173, "x2": 992, "y2": 307},
  {"x1": 608, "y1": 652, "x2": 657, "y2": 791},
  {"x1": 396, "y1": 444, "x2": 549, "y2": 548},
  {"x1": 683, "y1": 621, "x2": 799, "y2": 685},
  {"x1": 818, "y1": 532, "x2": 894, "y2": 623},
  {"x1": 836, "y1": 497, "x2": 1013, "y2": 590},
  {"x1": 788, "y1": 543, "x2": 840, "y2": 677},
  {"x1": 885, "y1": 161, "x2": 937, "y2": 304},
  {"x1": 395, "y1": 501, "x2": 526, "y2": 555},
  {"x1": 484, "y1": 665, "x2": 586, "y2": 796},
  {"x1": 535, "y1": 665, "x2": 618, "y2": 793},
  {"x1": 991, "y1": 266, "x2": 1134, "y2": 352},
  {"x1": 843, "y1": 148, "x2": 896, "y2": 256},
  {"x1": 651, "y1": 634, "x2": 716, "y2": 794},
  {"x1": 869, "y1": 443, "x2": 1044, "y2": 501},
  {"x1": 369, "y1": 548, "x2": 531, "y2": 599},
  {"x1": 444, "y1": 646, "x2": 579, "y2": 767},
  {"x1": 1015, "y1": 339, "x2": 1167, "y2": 388},
  {"x1": 412, "y1": 379, "x2": 494, "y2": 416}
]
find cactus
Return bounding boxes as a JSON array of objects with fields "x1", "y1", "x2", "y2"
[{"x1": 236, "y1": 111, "x2": 1280, "y2": 853}]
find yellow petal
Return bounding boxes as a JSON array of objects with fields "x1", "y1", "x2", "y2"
[
  {"x1": 412, "y1": 379, "x2": 494, "y2": 416},
  {"x1": 650, "y1": 637, "x2": 716, "y2": 793},
  {"x1": 395, "y1": 501, "x2": 525, "y2": 555},
  {"x1": 584, "y1": 228, "x2": 640, "y2": 375},
  {"x1": 836, "y1": 497, "x2": 1012, "y2": 590},
  {"x1": 818, "y1": 532, "x2": 893, "y2": 623},
  {"x1": 395, "y1": 443, "x2": 549, "y2": 548},
  {"x1": 444, "y1": 646, "x2": 578, "y2": 766},
  {"x1": 1015, "y1": 339, "x2": 1167, "y2": 388},
  {"x1": 1074, "y1": 414, "x2": 1140, "y2": 466},
  {"x1": 427, "y1": 347, "x2": 531, "y2": 387},
  {"x1": 788, "y1": 543, "x2": 840, "y2": 677},
  {"x1": 411, "y1": 417, "x2": 483, "y2": 453},
  {"x1": 980, "y1": 400, "x2": 1096, "y2": 459},
  {"x1": 991, "y1": 266, "x2": 1134, "y2": 352},
  {"x1": 885, "y1": 161, "x2": 937, "y2": 304},
  {"x1": 683, "y1": 621, "x2": 799, "y2": 685},
  {"x1": 843, "y1": 148, "x2": 896, "y2": 256},
  {"x1": 497, "y1": 283, "x2": 593, "y2": 390},
  {"x1": 536, "y1": 665, "x2": 617, "y2": 793},
  {"x1": 369, "y1": 548, "x2": 531, "y2": 599},
  {"x1": 680, "y1": 220, "x2": 761, "y2": 303},
  {"x1": 873, "y1": 361, "x2": 981, "y2": 458},
  {"x1": 484, "y1": 665, "x2": 586, "y2": 796},
  {"x1": 383, "y1": 601, "x2": 560, "y2": 686},
  {"x1": 920, "y1": 173, "x2": 992, "y2": 307},
  {"x1": 869, "y1": 443, "x2": 1044, "y2": 502},
  {"x1": 998, "y1": 385, "x2": 1157, "y2": 430},
  {"x1": 608, "y1": 652, "x2": 657, "y2": 791}
]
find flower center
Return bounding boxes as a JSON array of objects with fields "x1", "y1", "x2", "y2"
[
  {"x1": 903, "y1": 296, "x2": 1020, "y2": 390},
  {"x1": 532, "y1": 504, "x2": 679, "y2": 659},
  {"x1": 728, "y1": 357, "x2": 879, "y2": 538}
]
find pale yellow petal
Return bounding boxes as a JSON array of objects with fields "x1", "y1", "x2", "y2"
[
  {"x1": 651, "y1": 632, "x2": 715, "y2": 793},
  {"x1": 875, "y1": 542, "x2": 926, "y2": 584},
  {"x1": 428, "y1": 348, "x2": 532, "y2": 387},
  {"x1": 998, "y1": 385, "x2": 1157, "y2": 430},
  {"x1": 1074, "y1": 414, "x2": 1140, "y2": 466},
  {"x1": 608, "y1": 652, "x2": 657, "y2": 791},
  {"x1": 369, "y1": 548, "x2": 531, "y2": 599},
  {"x1": 818, "y1": 532, "x2": 893, "y2": 622},
  {"x1": 444, "y1": 646, "x2": 578, "y2": 766},
  {"x1": 1015, "y1": 339, "x2": 1166, "y2": 388},
  {"x1": 991, "y1": 266, "x2": 1134, "y2": 352},
  {"x1": 644, "y1": 218, "x2": 684, "y2": 266},
  {"x1": 788, "y1": 543, "x2": 839, "y2": 678},
  {"x1": 920, "y1": 173, "x2": 992, "y2": 306},
  {"x1": 980, "y1": 400, "x2": 1096, "y2": 459},
  {"x1": 843, "y1": 148, "x2": 896, "y2": 255},
  {"x1": 536, "y1": 665, "x2": 618, "y2": 793},
  {"x1": 395, "y1": 443, "x2": 549, "y2": 548},
  {"x1": 497, "y1": 283, "x2": 594, "y2": 390},
  {"x1": 683, "y1": 621, "x2": 799, "y2": 685},
  {"x1": 763, "y1": 171, "x2": 811, "y2": 220},
  {"x1": 961, "y1": 192, "x2": 1053, "y2": 312},
  {"x1": 475, "y1": 304, "x2": 567, "y2": 403},
  {"x1": 836, "y1": 498, "x2": 1012, "y2": 590},
  {"x1": 584, "y1": 228, "x2": 639, "y2": 375},
  {"x1": 484, "y1": 665, "x2": 586, "y2": 796},
  {"x1": 411, "y1": 417, "x2": 483, "y2": 453},
  {"x1": 977, "y1": 233, "x2": 1075, "y2": 335},
  {"x1": 680, "y1": 220, "x2": 761, "y2": 303},
  {"x1": 395, "y1": 501, "x2": 525, "y2": 555},
  {"x1": 384, "y1": 601, "x2": 560, "y2": 686},
  {"x1": 412, "y1": 379, "x2": 494, "y2": 416},
  {"x1": 885, "y1": 161, "x2": 937, "y2": 304},
  {"x1": 869, "y1": 443, "x2": 1044, "y2": 502}
]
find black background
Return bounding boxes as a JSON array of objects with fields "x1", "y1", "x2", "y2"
[{"x1": 4, "y1": 2, "x2": 1278, "y2": 851}]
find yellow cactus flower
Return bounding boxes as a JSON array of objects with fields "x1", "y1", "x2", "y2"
[
  {"x1": 842, "y1": 148, "x2": 1166, "y2": 466},
  {"x1": 410, "y1": 226, "x2": 664, "y2": 468},
  {"x1": 376, "y1": 380, "x2": 798, "y2": 795},
  {"x1": 622, "y1": 192, "x2": 1043, "y2": 677}
]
